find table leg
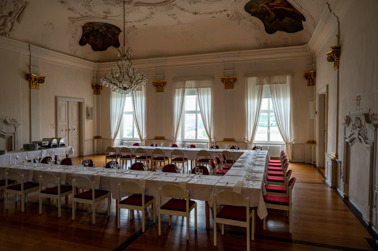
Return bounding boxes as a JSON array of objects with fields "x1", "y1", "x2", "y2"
[{"x1": 206, "y1": 201, "x2": 210, "y2": 229}]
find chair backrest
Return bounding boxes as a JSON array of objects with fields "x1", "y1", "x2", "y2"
[
  {"x1": 150, "y1": 143, "x2": 157, "y2": 147},
  {"x1": 61, "y1": 158, "x2": 72, "y2": 165},
  {"x1": 214, "y1": 190, "x2": 249, "y2": 208},
  {"x1": 41, "y1": 156, "x2": 52, "y2": 164},
  {"x1": 288, "y1": 177, "x2": 296, "y2": 203},
  {"x1": 171, "y1": 149, "x2": 184, "y2": 158},
  {"x1": 230, "y1": 145, "x2": 240, "y2": 150},
  {"x1": 171, "y1": 143, "x2": 178, "y2": 147},
  {"x1": 133, "y1": 143, "x2": 140, "y2": 146},
  {"x1": 72, "y1": 176, "x2": 94, "y2": 190},
  {"x1": 118, "y1": 180, "x2": 143, "y2": 199},
  {"x1": 6, "y1": 169, "x2": 23, "y2": 184},
  {"x1": 152, "y1": 148, "x2": 165, "y2": 158},
  {"x1": 197, "y1": 150, "x2": 210, "y2": 158},
  {"x1": 191, "y1": 166, "x2": 209, "y2": 175},
  {"x1": 284, "y1": 169, "x2": 293, "y2": 186},
  {"x1": 159, "y1": 184, "x2": 187, "y2": 199},
  {"x1": 221, "y1": 151, "x2": 234, "y2": 162},
  {"x1": 82, "y1": 159, "x2": 94, "y2": 167},
  {"x1": 189, "y1": 144, "x2": 196, "y2": 148},
  {"x1": 214, "y1": 156, "x2": 221, "y2": 165},
  {"x1": 135, "y1": 148, "x2": 147, "y2": 156},
  {"x1": 209, "y1": 159, "x2": 216, "y2": 171},
  {"x1": 162, "y1": 164, "x2": 177, "y2": 173},
  {"x1": 130, "y1": 162, "x2": 144, "y2": 170},
  {"x1": 105, "y1": 146, "x2": 117, "y2": 154},
  {"x1": 210, "y1": 145, "x2": 219, "y2": 149},
  {"x1": 105, "y1": 161, "x2": 119, "y2": 168},
  {"x1": 120, "y1": 147, "x2": 132, "y2": 155},
  {"x1": 39, "y1": 173, "x2": 60, "y2": 188}
]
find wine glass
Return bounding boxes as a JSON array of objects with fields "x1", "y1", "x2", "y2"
[
  {"x1": 160, "y1": 142, "x2": 164, "y2": 147},
  {"x1": 194, "y1": 167, "x2": 200, "y2": 181},
  {"x1": 224, "y1": 144, "x2": 229, "y2": 149},
  {"x1": 198, "y1": 169, "x2": 203, "y2": 181},
  {"x1": 143, "y1": 163, "x2": 148, "y2": 173}
]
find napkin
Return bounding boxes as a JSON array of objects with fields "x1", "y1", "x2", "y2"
[{"x1": 232, "y1": 180, "x2": 243, "y2": 193}]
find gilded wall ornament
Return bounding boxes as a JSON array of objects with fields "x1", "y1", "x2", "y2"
[{"x1": 221, "y1": 76, "x2": 237, "y2": 89}]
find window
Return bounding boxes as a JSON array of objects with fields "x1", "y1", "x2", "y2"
[
  {"x1": 255, "y1": 86, "x2": 284, "y2": 143},
  {"x1": 182, "y1": 89, "x2": 208, "y2": 140},
  {"x1": 121, "y1": 95, "x2": 139, "y2": 139}
]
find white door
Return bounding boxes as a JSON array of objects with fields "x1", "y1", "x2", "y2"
[{"x1": 57, "y1": 99, "x2": 80, "y2": 157}]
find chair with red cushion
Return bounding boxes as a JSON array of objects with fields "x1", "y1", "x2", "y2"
[
  {"x1": 191, "y1": 166, "x2": 210, "y2": 175},
  {"x1": 162, "y1": 164, "x2": 177, "y2": 173},
  {"x1": 214, "y1": 156, "x2": 231, "y2": 171},
  {"x1": 213, "y1": 190, "x2": 255, "y2": 251},
  {"x1": 196, "y1": 150, "x2": 211, "y2": 168},
  {"x1": 267, "y1": 157, "x2": 288, "y2": 171},
  {"x1": 72, "y1": 176, "x2": 111, "y2": 224},
  {"x1": 170, "y1": 149, "x2": 188, "y2": 172},
  {"x1": 267, "y1": 169, "x2": 292, "y2": 186},
  {"x1": 209, "y1": 159, "x2": 227, "y2": 176},
  {"x1": 134, "y1": 148, "x2": 151, "y2": 169},
  {"x1": 158, "y1": 184, "x2": 197, "y2": 240},
  {"x1": 151, "y1": 148, "x2": 169, "y2": 168},
  {"x1": 220, "y1": 152, "x2": 234, "y2": 169},
  {"x1": 117, "y1": 180, "x2": 155, "y2": 232},
  {"x1": 263, "y1": 177, "x2": 296, "y2": 233},
  {"x1": 119, "y1": 148, "x2": 134, "y2": 169},
  {"x1": 5, "y1": 169, "x2": 39, "y2": 212},
  {"x1": 130, "y1": 162, "x2": 145, "y2": 171},
  {"x1": 221, "y1": 150, "x2": 235, "y2": 165},
  {"x1": 39, "y1": 173, "x2": 72, "y2": 217},
  {"x1": 60, "y1": 158, "x2": 73, "y2": 165},
  {"x1": 41, "y1": 156, "x2": 52, "y2": 164},
  {"x1": 105, "y1": 146, "x2": 118, "y2": 163}
]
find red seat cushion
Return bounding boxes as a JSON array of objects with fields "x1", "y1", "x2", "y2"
[
  {"x1": 225, "y1": 160, "x2": 234, "y2": 164},
  {"x1": 161, "y1": 198, "x2": 195, "y2": 212},
  {"x1": 8, "y1": 182, "x2": 39, "y2": 191},
  {"x1": 153, "y1": 156, "x2": 167, "y2": 160},
  {"x1": 120, "y1": 194, "x2": 154, "y2": 206},
  {"x1": 264, "y1": 194, "x2": 289, "y2": 205},
  {"x1": 106, "y1": 154, "x2": 117, "y2": 157},
  {"x1": 216, "y1": 170, "x2": 228, "y2": 175},
  {"x1": 217, "y1": 205, "x2": 251, "y2": 221},
  {"x1": 268, "y1": 163, "x2": 282, "y2": 167},
  {"x1": 41, "y1": 185, "x2": 72, "y2": 195},
  {"x1": 265, "y1": 184, "x2": 287, "y2": 193},
  {"x1": 269, "y1": 159, "x2": 281, "y2": 163},
  {"x1": 120, "y1": 155, "x2": 133, "y2": 158},
  {"x1": 267, "y1": 170, "x2": 284, "y2": 176},
  {"x1": 136, "y1": 156, "x2": 149, "y2": 159},
  {"x1": 198, "y1": 158, "x2": 210, "y2": 162},
  {"x1": 74, "y1": 189, "x2": 109, "y2": 199},
  {"x1": 267, "y1": 176, "x2": 284, "y2": 182},
  {"x1": 223, "y1": 165, "x2": 232, "y2": 170},
  {"x1": 172, "y1": 157, "x2": 188, "y2": 161},
  {"x1": 268, "y1": 166, "x2": 283, "y2": 171},
  {"x1": 0, "y1": 180, "x2": 15, "y2": 186}
]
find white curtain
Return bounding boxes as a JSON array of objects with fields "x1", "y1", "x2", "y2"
[
  {"x1": 197, "y1": 87, "x2": 212, "y2": 147},
  {"x1": 246, "y1": 77, "x2": 263, "y2": 145},
  {"x1": 110, "y1": 91, "x2": 126, "y2": 145},
  {"x1": 172, "y1": 86, "x2": 186, "y2": 143},
  {"x1": 269, "y1": 75, "x2": 294, "y2": 159},
  {"x1": 131, "y1": 87, "x2": 147, "y2": 142}
]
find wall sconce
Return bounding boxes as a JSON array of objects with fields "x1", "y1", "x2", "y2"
[
  {"x1": 304, "y1": 71, "x2": 316, "y2": 86},
  {"x1": 26, "y1": 73, "x2": 45, "y2": 89},
  {"x1": 152, "y1": 80, "x2": 167, "y2": 92},
  {"x1": 91, "y1": 83, "x2": 103, "y2": 95},
  {"x1": 326, "y1": 46, "x2": 341, "y2": 70},
  {"x1": 221, "y1": 76, "x2": 237, "y2": 89}
]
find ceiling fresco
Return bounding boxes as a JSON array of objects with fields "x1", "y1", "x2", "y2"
[{"x1": 0, "y1": 0, "x2": 328, "y2": 62}]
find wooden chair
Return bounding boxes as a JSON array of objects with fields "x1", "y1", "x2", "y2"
[
  {"x1": 0, "y1": 179, "x2": 15, "y2": 199},
  {"x1": 162, "y1": 164, "x2": 177, "y2": 173},
  {"x1": 5, "y1": 169, "x2": 39, "y2": 212},
  {"x1": 267, "y1": 169, "x2": 292, "y2": 186},
  {"x1": 105, "y1": 146, "x2": 118, "y2": 163},
  {"x1": 263, "y1": 177, "x2": 296, "y2": 233},
  {"x1": 134, "y1": 148, "x2": 151, "y2": 168},
  {"x1": 213, "y1": 190, "x2": 255, "y2": 251},
  {"x1": 72, "y1": 176, "x2": 111, "y2": 224},
  {"x1": 119, "y1": 148, "x2": 134, "y2": 169},
  {"x1": 39, "y1": 173, "x2": 72, "y2": 217},
  {"x1": 267, "y1": 161, "x2": 289, "y2": 176},
  {"x1": 170, "y1": 149, "x2": 188, "y2": 173},
  {"x1": 158, "y1": 184, "x2": 197, "y2": 240},
  {"x1": 221, "y1": 150, "x2": 235, "y2": 165},
  {"x1": 151, "y1": 148, "x2": 169, "y2": 168},
  {"x1": 196, "y1": 150, "x2": 211, "y2": 167},
  {"x1": 60, "y1": 158, "x2": 72, "y2": 165},
  {"x1": 209, "y1": 159, "x2": 227, "y2": 176},
  {"x1": 117, "y1": 180, "x2": 155, "y2": 232}
]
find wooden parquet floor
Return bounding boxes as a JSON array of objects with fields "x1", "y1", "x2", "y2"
[{"x1": 0, "y1": 155, "x2": 375, "y2": 251}]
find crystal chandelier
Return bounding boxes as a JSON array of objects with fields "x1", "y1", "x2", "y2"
[{"x1": 101, "y1": 0, "x2": 148, "y2": 94}]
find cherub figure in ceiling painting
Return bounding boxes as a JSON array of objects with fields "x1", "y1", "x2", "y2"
[
  {"x1": 79, "y1": 22, "x2": 121, "y2": 51},
  {"x1": 244, "y1": 0, "x2": 305, "y2": 34}
]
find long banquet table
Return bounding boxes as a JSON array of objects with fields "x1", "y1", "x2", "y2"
[
  {"x1": 0, "y1": 146, "x2": 74, "y2": 166},
  {"x1": 0, "y1": 149, "x2": 269, "y2": 227}
]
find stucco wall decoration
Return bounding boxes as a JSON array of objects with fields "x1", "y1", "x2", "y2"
[
  {"x1": 244, "y1": 0, "x2": 305, "y2": 34},
  {"x1": 0, "y1": 0, "x2": 29, "y2": 37},
  {"x1": 79, "y1": 22, "x2": 121, "y2": 51}
]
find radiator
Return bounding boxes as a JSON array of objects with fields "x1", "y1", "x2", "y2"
[{"x1": 260, "y1": 145, "x2": 283, "y2": 158}]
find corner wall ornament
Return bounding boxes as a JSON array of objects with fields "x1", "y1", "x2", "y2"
[
  {"x1": 221, "y1": 76, "x2": 237, "y2": 89},
  {"x1": 26, "y1": 73, "x2": 45, "y2": 89},
  {"x1": 326, "y1": 46, "x2": 341, "y2": 70},
  {"x1": 304, "y1": 71, "x2": 316, "y2": 86},
  {"x1": 91, "y1": 83, "x2": 103, "y2": 95},
  {"x1": 0, "y1": 0, "x2": 29, "y2": 37},
  {"x1": 152, "y1": 80, "x2": 167, "y2": 92}
]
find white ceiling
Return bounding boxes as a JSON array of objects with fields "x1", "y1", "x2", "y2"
[{"x1": 3, "y1": 0, "x2": 328, "y2": 62}]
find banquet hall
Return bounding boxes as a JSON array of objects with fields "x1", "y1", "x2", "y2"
[{"x1": 0, "y1": 0, "x2": 377, "y2": 250}]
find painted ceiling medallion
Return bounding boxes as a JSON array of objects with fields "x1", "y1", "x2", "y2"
[
  {"x1": 79, "y1": 22, "x2": 121, "y2": 51},
  {"x1": 244, "y1": 0, "x2": 305, "y2": 34}
]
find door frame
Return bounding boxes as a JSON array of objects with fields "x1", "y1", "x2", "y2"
[
  {"x1": 316, "y1": 85, "x2": 328, "y2": 168},
  {"x1": 56, "y1": 96, "x2": 85, "y2": 156}
]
